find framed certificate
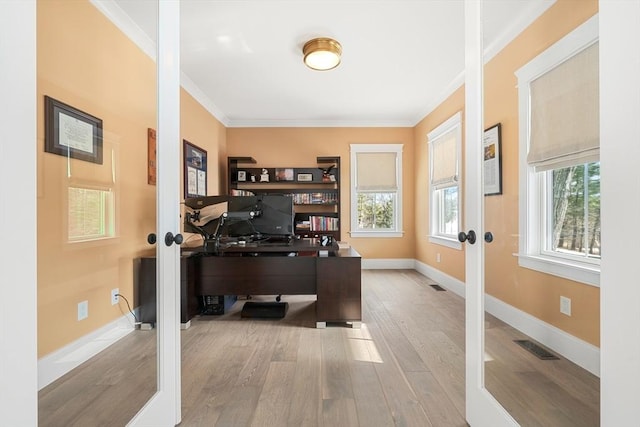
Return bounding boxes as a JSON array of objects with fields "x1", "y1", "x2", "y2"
[{"x1": 44, "y1": 96, "x2": 103, "y2": 164}]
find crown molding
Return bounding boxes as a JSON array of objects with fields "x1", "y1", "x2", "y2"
[{"x1": 90, "y1": 0, "x2": 229, "y2": 127}]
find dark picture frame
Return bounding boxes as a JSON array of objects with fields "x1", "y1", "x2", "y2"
[
  {"x1": 483, "y1": 123, "x2": 502, "y2": 196},
  {"x1": 183, "y1": 140, "x2": 207, "y2": 198},
  {"x1": 297, "y1": 173, "x2": 313, "y2": 182},
  {"x1": 44, "y1": 96, "x2": 103, "y2": 164}
]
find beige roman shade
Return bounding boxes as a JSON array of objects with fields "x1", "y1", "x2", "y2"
[
  {"x1": 356, "y1": 152, "x2": 397, "y2": 191},
  {"x1": 430, "y1": 129, "x2": 458, "y2": 188},
  {"x1": 528, "y1": 42, "x2": 599, "y2": 171}
]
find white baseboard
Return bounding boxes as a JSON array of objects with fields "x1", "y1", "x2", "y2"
[
  {"x1": 361, "y1": 258, "x2": 415, "y2": 269},
  {"x1": 414, "y1": 260, "x2": 466, "y2": 298},
  {"x1": 38, "y1": 313, "x2": 136, "y2": 390},
  {"x1": 414, "y1": 260, "x2": 600, "y2": 377}
]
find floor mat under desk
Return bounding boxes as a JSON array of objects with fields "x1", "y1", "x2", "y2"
[{"x1": 241, "y1": 301, "x2": 289, "y2": 318}]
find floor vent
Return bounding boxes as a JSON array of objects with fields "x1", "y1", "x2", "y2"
[
  {"x1": 429, "y1": 284, "x2": 446, "y2": 291},
  {"x1": 514, "y1": 339, "x2": 559, "y2": 360}
]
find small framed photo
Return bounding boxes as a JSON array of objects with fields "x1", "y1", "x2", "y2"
[
  {"x1": 297, "y1": 173, "x2": 313, "y2": 182},
  {"x1": 237, "y1": 170, "x2": 247, "y2": 182},
  {"x1": 183, "y1": 140, "x2": 207, "y2": 198},
  {"x1": 483, "y1": 123, "x2": 502, "y2": 196},
  {"x1": 275, "y1": 168, "x2": 294, "y2": 181},
  {"x1": 44, "y1": 96, "x2": 103, "y2": 164}
]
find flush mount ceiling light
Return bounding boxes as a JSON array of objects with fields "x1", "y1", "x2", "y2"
[{"x1": 303, "y1": 37, "x2": 342, "y2": 71}]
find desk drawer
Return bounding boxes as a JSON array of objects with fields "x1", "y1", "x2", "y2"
[{"x1": 197, "y1": 256, "x2": 316, "y2": 295}]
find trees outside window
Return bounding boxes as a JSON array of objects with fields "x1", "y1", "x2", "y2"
[{"x1": 550, "y1": 162, "x2": 600, "y2": 259}]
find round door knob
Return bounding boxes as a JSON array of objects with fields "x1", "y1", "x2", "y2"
[
  {"x1": 147, "y1": 233, "x2": 156, "y2": 245},
  {"x1": 164, "y1": 232, "x2": 184, "y2": 247},
  {"x1": 457, "y1": 230, "x2": 477, "y2": 244},
  {"x1": 484, "y1": 232, "x2": 494, "y2": 243}
]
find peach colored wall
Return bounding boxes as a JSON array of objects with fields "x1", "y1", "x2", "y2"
[
  {"x1": 226, "y1": 127, "x2": 415, "y2": 259},
  {"x1": 37, "y1": 0, "x2": 225, "y2": 357},
  {"x1": 414, "y1": 87, "x2": 466, "y2": 283},
  {"x1": 414, "y1": 0, "x2": 600, "y2": 346}
]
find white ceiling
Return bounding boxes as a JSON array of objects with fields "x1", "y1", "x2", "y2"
[{"x1": 98, "y1": 0, "x2": 555, "y2": 127}]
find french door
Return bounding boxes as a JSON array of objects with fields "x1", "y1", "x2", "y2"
[{"x1": 127, "y1": 1, "x2": 182, "y2": 425}]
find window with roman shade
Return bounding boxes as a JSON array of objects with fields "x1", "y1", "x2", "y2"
[
  {"x1": 350, "y1": 144, "x2": 403, "y2": 237},
  {"x1": 517, "y1": 14, "x2": 600, "y2": 287},
  {"x1": 528, "y1": 42, "x2": 599, "y2": 171},
  {"x1": 355, "y1": 152, "x2": 397, "y2": 192},
  {"x1": 428, "y1": 111, "x2": 462, "y2": 248}
]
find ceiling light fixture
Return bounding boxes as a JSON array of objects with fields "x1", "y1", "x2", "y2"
[{"x1": 303, "y1": 37, "x2": 342, "y2": 71}]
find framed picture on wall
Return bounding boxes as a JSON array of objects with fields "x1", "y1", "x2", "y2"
[
  {"x1": 183, "y1": 140, "x2": 207, "y2": 198},
  {"x1": 44, "y1": 95, "x2": 103, "y2": 164},
  {"x1": 483, "y1": 123, "x2": 502, "y2": 196}
]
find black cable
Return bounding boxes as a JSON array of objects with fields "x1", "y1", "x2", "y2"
[{"x1": 115, "y1": 293, "x2": 139, "y2": 324}]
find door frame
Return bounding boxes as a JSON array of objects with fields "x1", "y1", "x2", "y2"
[
  {"x1": 463, "y1": 1, "x2": 519, "y2": 425},
  {"x1": 0, "y1": 1, "x2": 38, "y2": 424},
  {"x1": 127, "y1": 1, "x2": 182, "y2": 425}
]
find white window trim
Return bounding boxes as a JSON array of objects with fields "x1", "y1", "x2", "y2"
[
  {"x1": 428, "y1": 111, "x2": 462, "y2": 250},
  {"x1": 516, "y1": 14, "x2": 599, "y2": 287},
  {"x1": 350, "y1": 144, "x2": 403, "y2": 238}
]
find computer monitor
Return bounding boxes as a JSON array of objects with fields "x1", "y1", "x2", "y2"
[{"x1": 226, "y1": 195, "x2": 294, "y2": 239}]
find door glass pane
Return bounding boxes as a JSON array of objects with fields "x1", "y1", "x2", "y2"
[
  {"x1": 37, "y1": 1, "x2": 158, "y2": 424},
  {"x1": 482, "y1": 2, "x2": 600, "y2": 425}
]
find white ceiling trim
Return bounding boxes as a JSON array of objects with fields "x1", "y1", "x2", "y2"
[
  {"x1": 92, "y1": 0, "x2": 557, "y2": 129},
  {"x1": 226, "y1": 118, "x2": 415, "y2": 128},
  {"x1": 483, "y1": 0, "x2": 557, "y2": 63},
  {"x1": 90, "y1": 0, "x2": 229, "y2": 127},
  {"x1": 90, "y1": 0, "x2": 155, "y2": 60}
]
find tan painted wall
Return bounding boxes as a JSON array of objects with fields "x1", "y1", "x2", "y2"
[
  {"x1": 226, "y1": 127, "x2": 415, "y2": 259},
  {"x1": 37, "y1": 0, "x2": 225, "y2": 357},
  {"x1": 414, "y1": 0, "x2": 600, "y2": 346}
]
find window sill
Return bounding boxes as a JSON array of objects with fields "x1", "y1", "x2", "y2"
[
  {"x1": 428, "y1": 235, "x2": 462, "y2": 250},
  {"x1": 350, "y1": 230, "x2": 403, "y2": 238},
  {"x1": 517, "y1": 253, "x2": 600, "y2": 287}
]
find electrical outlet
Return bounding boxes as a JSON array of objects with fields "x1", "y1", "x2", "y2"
[
  {"x1": 560, "y1": 296, "x2": 571, "y2": 316},
  {"x1": 111, "y1": 288, "x2": 119, "y2": 306},
  {"x1": 436, "y1": 253, "x2": 441, "y2": 263},
  {"x1": 78, "y1": 300, "x2": 88, "y2": 321}
]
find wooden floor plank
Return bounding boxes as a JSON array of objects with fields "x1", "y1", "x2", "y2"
[
  {"x1": 322, "y1": 398, "x2": 359, "y2": 427},
  {"x1": 288, "y1": 328, "x2": 324, "y2": 427},
  {"x1": 38, "y1": 270, "x2": 600, "y2": 427},
  {"x1": 407, "y1": 370, "x2": 467, "y2": 427},
  {"x1": 249, "y1": 361, "x2": 296, "y2": 427},
  {"x1": 321, "y1": 327, "x2": 355, "y2": 400}
]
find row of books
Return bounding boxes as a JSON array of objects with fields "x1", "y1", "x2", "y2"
[
  {"x1": 288, "y1": 192, "x2": 338, "y2": 205},
  {"x1": 296, "y1": 216, "x2": 339, "y2": 231},
  {"x1": 230, "y1": 189, "x2": 254, "y2": 196}
]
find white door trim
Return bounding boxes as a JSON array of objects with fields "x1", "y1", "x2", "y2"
[
  {"x1": 464, "y1": 1, "x2": 518, "y2": 425},
  {"x1": 127, "y1": 1, "x2": 182, "y2": 425}
]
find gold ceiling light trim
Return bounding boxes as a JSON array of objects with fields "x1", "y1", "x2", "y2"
[{"x1": 303, "y1": 37, "x2": 342, "y2": 71}]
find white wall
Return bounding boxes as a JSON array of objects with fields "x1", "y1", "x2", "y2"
[
  {"x1": 600, "y1": 0, "x2": 640, "y2": 424},
  {"x1": 0, "y1": 1, "x2": 38, "y2": 425}
]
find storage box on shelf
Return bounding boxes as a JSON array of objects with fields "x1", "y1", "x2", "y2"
[{"x1": 228, "y1": 156, "x2": 341, "y2": 240}]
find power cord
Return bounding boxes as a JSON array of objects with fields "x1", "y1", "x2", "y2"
[{"x1": 115, "y1": 293, "x2": 140, "y2": 324}]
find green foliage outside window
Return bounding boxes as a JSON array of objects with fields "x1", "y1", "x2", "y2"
[
  {"x1": 357, "y1": 192, "x2": 395, "y2": 230},
  {"x1": 551, "y1": 162, "x2": 600, "y2": 258},
  {"x1": 68, "y1": 187, "x2": 114, "y2": 241}
]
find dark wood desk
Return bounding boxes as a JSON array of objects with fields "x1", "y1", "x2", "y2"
[{"x1": 135, "y1": 239, "x2": 361, "y2": 328}]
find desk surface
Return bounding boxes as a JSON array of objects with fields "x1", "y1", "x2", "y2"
[{"x1": 185, "y1": 237, "x2": 339, "y2": 255}]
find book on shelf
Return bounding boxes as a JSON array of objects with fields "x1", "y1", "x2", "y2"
[
  {"x1": 308, "y1": 215, "x2": 339, "y2": 231},
  {"x1": 289, "y1": 192, "x2": 337, "y2": 205},
  {"x1": 230, "y1": 189, "x2": 254, "y2": 196}
]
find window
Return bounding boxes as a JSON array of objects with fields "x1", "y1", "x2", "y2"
[
  {"x1": 68, "y1": 186, "x2": 115, "y2": 242},
  {"x1": 350, "y1": 144, "x2": 403, "y2": 237},
  {"x1": 516, "y1": 15, "x2": 599, "y2": 286},
  {"x1": 428, "y1": 111, "x2": 462, "y2": 249}
]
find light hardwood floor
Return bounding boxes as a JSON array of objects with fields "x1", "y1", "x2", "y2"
[{"x1": 39, "y1": 269, "x2": 599, "y2": 426}]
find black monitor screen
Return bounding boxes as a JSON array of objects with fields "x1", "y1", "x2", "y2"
[{"x1": 226, "y1": 195, "x2": 294, "y2": 238}]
